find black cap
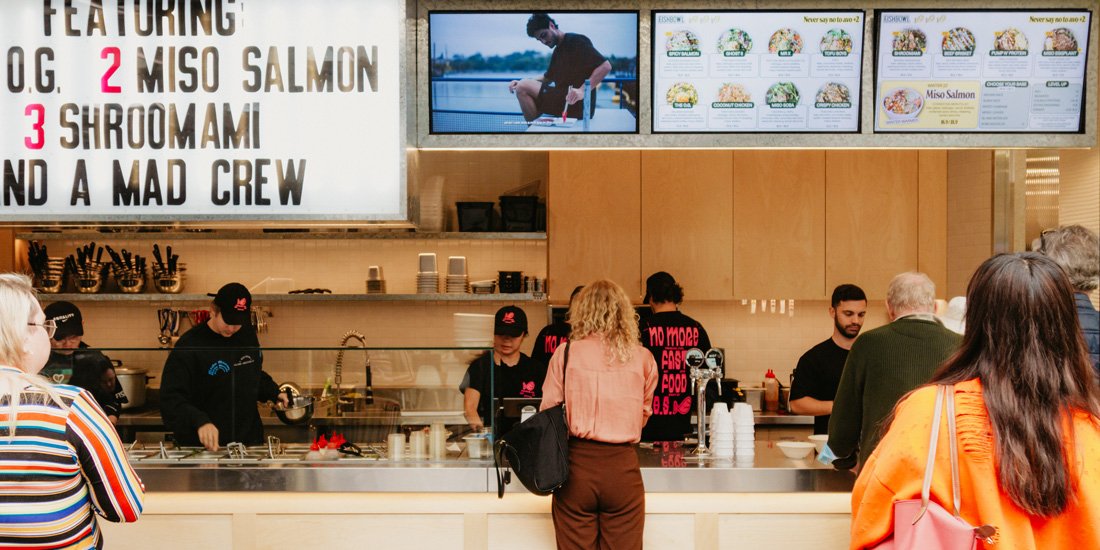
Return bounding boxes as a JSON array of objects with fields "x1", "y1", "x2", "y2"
[
  {"x1": 643, "y1": 271, "x2": 677, "y2": 304},
  {"x1": 494, "y1": 306, "x2": 528, "y2": 337},
  {"x1": 209, "y1": 283, "x2": 252, "y2": 326},
  {"x1": 44, "y1": 301, "x2": 83, "y2": 340}
]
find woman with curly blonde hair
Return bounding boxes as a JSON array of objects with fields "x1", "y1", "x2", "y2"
[{"x1": 540, "y1": 279, "x2": 658, "y2": 550}]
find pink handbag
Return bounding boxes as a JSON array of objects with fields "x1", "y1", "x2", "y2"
[{"x1": 872, "y1": 385, "x2": 997, "y2": 550}]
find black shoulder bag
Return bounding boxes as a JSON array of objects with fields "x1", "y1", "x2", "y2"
[{"x1": 494, "y1": 342, "x2": 570, "y2": 498}]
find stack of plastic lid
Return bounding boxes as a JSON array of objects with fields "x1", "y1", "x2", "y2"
[
  {"x1": 445, "y1": 256, "x2": 469, "y2": 294},
  {"x1": 709, "y1": 403, "x2": 734, "y2": 459},
  {"x1": 454, "y1": 313, "x2": 493, "y2": 347},
  {"x1": 417, "y1": 253, "x2": 439, "y2": 294},
  {"x1": 733, "y1": 402, "x2": 755, "y2": 465},
  {"x1": 365, "y1": 266, "x2": 386, "y2": 294}
]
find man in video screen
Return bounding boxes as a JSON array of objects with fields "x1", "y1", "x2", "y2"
[{"x1": 508, "y1": 13, "x2": 612, "y2": 122}]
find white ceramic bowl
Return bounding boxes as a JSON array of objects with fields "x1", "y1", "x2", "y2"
[
  {"x1": 777, "y1": 441, "x2": 815, "y2": 460},
  {"x1": 808, "y1": 434, "x2": 829, "y2": 453}
]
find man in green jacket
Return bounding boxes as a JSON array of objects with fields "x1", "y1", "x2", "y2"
[{"x1": 827, "y1": 272, "x2": 961, "y2": 470}]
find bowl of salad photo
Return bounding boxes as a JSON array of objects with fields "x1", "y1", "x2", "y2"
[
  {"x1": 665, "y1": 30, "x2": 701, "y2": 54},
  {"x1": 717, "y1": 28, "x2": 753, "y2": 55},
  {"x1": 881, "y1": 87, "x2": 924, "y2": 121},
  {"x1": 666, "y1": 82, "x2": 699, "y2": 107}
]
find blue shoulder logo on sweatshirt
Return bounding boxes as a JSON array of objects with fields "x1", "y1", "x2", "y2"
[{"x1": 208, "y1": 360, "x2": 231, "y2": 376}]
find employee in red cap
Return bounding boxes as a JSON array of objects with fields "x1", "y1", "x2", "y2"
[
  {"x1": 41, "y1": 301, "x2": 127, "y2": 424},
  {"x1": 160, "y1": 283, "x2": 288, "y2": 451},
  {"x1": 462, "y1": 305, "x2": 547, "y2": 435}
]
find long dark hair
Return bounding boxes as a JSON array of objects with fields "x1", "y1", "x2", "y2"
[{"x1": 930, "y1": 252, "x2": 1099, "y2": 516}]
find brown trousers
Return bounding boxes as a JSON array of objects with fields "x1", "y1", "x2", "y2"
[{"x1": 552, "y1": 438, "x2": 645, "y2": 550}]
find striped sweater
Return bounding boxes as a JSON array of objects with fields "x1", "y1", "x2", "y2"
[{"x1": 0, "y1": 366, "x2": 144, "y2": 549}]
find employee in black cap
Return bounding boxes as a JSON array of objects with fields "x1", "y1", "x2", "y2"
[
  {"x1": 462, "y1": 305, "x2": 546, "y2": 435},
  {"x1": 639, "y1": 272, "x2": 712, "y2": 442},
  {"x1": 42, "y1": 301, "x2": 127, "y2": 424},
  {"x1": 531, "y1": 285, "x2": 584, "y2": 367},
  {"x1": 160, "y1": 282, "x2": 288, "y2": 451}
]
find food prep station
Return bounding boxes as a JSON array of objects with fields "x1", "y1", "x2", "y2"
[{"x1": 126, "y1": 439, "x2": 852, "y2": 493}]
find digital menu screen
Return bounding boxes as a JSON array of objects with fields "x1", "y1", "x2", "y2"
[
  {"x1": 874, "y1": 10, "x2": 1092, "y2": 133},
  {"x1": 651, "y1": 11, "x2": 865, "y2": 133},
  {"x1": 428, "y1": 11, "x2": 639, "y2": 134}
]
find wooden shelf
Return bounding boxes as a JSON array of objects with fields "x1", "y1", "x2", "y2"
[
  {"x1": 37, "y1": 293, "x2": 545, "y2": 304},
  {"x1": 16, "y1": 231, "x2": 546, "y2": 241}
]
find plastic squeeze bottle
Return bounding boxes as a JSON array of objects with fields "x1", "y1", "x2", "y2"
[{"x1": 763, "y1": 369, "x2": 780, "y2": 412}]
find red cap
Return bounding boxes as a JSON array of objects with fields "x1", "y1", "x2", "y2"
[{"x1": 765, "y1": 369, "x2": 777, "y2": 378}]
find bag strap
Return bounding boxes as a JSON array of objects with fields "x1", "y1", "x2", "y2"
[
  {"x1": 493, "y1": 341, "x2": 571, "y2": 500},
  {"x1": 561, "y1": 341, "x2": 570, "y2": 410},
  {"x1": 919, "y1": 384, "x2": 961, "y2": 518}
]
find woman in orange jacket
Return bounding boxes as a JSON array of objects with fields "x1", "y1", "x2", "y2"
[{"x1": 850, "y1": 253, "x2": 1100, "y2": 549}]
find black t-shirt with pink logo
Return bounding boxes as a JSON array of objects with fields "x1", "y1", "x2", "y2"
[
  {"x1": 531, "y1": 321, "x2": 570, "y2": 367},
  {"x1": 466, "y1": 352, "x2": 546, "y2": 434},
  {"x1": 639, "y1": 311, "x2": 712, "y2": 442}
]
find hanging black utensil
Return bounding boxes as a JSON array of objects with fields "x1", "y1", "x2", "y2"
[{"x1": 153, "y1": 244, "x2": 165, "y2": 272}]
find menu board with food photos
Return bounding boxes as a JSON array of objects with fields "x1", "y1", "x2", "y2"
[
  {"x1": 875, "y1": 10, "x2": 1092, "y2": 133},
  {"x1": 652, "y1": 11, "x2": 864, "y2": 133}
]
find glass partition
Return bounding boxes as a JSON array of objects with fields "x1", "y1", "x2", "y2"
[{"x1": 63, "y1": 346, "x2": 494, "y2": 449}]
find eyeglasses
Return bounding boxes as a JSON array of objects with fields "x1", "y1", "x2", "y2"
[
  {"x1": 1038, "y1": 228, "x2": 1058, "y2": 252},
  {"x1": 28, "y1": 320, "x2": 57, "y2": 339}
]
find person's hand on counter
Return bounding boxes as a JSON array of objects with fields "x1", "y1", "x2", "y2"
[
  {"x1": 198, "y1": 423, "x2": 219, "y2": 451},
  {"x1": 465, "y1": 413, "x2": 484, "y2": 431}
]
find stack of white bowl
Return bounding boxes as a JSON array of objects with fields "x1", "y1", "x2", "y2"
[
  {"x1": 733, "y1": 402, "x2": 755, "y2": 464},
  {"x1": 445, "y1": 256, "x2": 469, "y2": 293},
  {"x1": 453, "y1": 313, "x2": 493, "y2": 347},
  {"x1": 365, "y1": 265, "x2": 386, "y2": 294},
  {"x1": 417, "y1": 253, "x2": 439, "y2": 294},
  {"x1": 709, "y1": 403, "x2": 734, "y2": 459}
]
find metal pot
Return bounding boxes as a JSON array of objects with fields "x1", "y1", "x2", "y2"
[
  {"x1": 115, "y1": 365, "x2": 152, "y2": 409},
  {"x1": 274, "y1": 394, "x2": 315, "y2": 425}
]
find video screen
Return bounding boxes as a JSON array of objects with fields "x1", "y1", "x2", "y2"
[
  {"x1": 428, "y1": 11, "x2": 639, "y2": 134},
  {"x1": 874, "y1": 9, "x2": 1091, "y2": 133}
]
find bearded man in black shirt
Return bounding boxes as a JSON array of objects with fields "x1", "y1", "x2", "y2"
[
  {"x1": 788, "y1": 284, "x2": 867, "y2": 434},
  {"x1": 508, "y1": 13, "x2": 612, "y2": 122}
]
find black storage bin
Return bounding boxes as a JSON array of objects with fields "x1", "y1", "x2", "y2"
[
  {"x1": 498, "y1": 271, "x2": 524, "y2": 293},
  {"x1": 498, "y1": 196, "x2": 539, "y2": 232},
  {"x1": 456, "y1": 202, "x2": 495, "y2": 232}
]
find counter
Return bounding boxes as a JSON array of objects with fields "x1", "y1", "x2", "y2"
[
  {"x1": 105, "y1": 441, "x2": 855, "y2": 550},
  {"x1": 130, "y1": 441, "x2": 852, "y2": 493}
]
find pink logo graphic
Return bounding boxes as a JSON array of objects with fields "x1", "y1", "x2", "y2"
[
  {"x1": 234, "y1": 298, "x2": 248, "y2": 311},
  {"x1": 502, "y1": 312, "x2": 515, "y2": 324},
  {"x1": 520, "y1": 380, "x2": 535, "y2": 397},
  {"x1": 672, "y1": 397, "x2": 692, "y2": 415}
]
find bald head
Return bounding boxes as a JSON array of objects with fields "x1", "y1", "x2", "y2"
[{"x1": 886, "y1": 272, "x2": 936, "y2": 319}]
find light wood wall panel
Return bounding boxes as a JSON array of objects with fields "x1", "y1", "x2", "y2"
[
  {"x1": 0, "y1": 229, "x2": 14, "y2": 273},
  {"x1": 825, "y1": 150, "x2": 920, "y2": 299},
  {"x1": 548, "y1": 151, "x2": 642, "y2": 301},
  {"x1": 946, "y1": 150, "x2": 994, "y2": 298},
  {"x1": 918, "y1": 150, "x2": 949, "y2": 292},
  {"x1": 733, "y1": 150, "x2": 826, "y2": 299},
  {"x1": 641, "y1": 150, "x2": 733, "y2": 300}
]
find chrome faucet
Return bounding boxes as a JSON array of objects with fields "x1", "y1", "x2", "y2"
[{"x1": 333, "y1": 330, "x2": 371, "y2": 416}]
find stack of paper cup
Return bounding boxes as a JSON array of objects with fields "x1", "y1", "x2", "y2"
[
  {"x1": 417, "y1": 253, "x2": 439, "y2": 294},
  {"x1": 733, "y1": 402, "x2": 755, "y2": 464},
  {"x1": 709, "y1": 403, "x2": 734, "y2": 458}
]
